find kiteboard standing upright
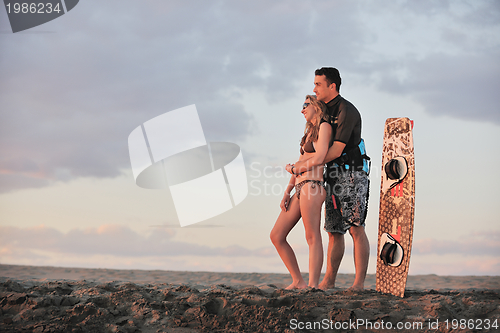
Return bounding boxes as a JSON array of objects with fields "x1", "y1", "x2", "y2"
[{"x1": 376, "y1": 117, "x2": 415, "y2": 298}]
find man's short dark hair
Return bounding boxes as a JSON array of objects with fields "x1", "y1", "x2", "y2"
[{"x1": 315, "y1": 67, "x2": 341, "y2": 92}]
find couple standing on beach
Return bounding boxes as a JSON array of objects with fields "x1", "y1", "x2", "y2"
[{"x1": 271, "y1": 67, "x2": 370, "y2": 290}]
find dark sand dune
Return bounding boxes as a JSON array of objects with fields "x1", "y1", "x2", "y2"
[{"x1": 1, "y1": 264, "x2": 499, "y2": 332}]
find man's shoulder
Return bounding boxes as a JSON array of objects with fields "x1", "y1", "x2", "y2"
[
  {"x1": 336, "y1": 96, "x2": 360, "y2": 122},
  {"x1": 338, "y1": 96, "x2": 358, "y2": 112}
]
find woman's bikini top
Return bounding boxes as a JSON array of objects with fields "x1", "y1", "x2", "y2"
[
  {"x1": 300, "y1": 120, "x2": 334, "y2": 155},
  {"x1": 300, "y1": 141, "x2": 315, "y2": 155}
]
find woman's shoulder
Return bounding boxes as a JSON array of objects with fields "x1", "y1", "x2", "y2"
[{"x1": 319, "y1": 120, "x2": 332, "y2": 130}]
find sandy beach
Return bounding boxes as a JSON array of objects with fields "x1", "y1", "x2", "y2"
[{"x1": 1, "y1": 264, "x2": 499, "y2": 332}]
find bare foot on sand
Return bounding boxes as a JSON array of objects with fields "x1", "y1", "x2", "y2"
[
  {"x1": 347, "y1": 284, "x2": 364, "y2": 291},
  {"x1": 318, "y1": 280, "x2": 335, "y2": 290},
  {"x1": 286, "y1": 281, "x2": 308, "y2": 290}
]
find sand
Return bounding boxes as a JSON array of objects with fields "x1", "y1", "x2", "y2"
[{"x1": 1, "y1": 264, "x2": 499, "y2": 332}]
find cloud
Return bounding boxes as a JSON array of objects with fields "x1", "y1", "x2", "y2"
[
  {"x1": 346, "y1": 0, "x2": 500, "y2": 124},
  {"x1": 409, "y1": 257, "x2": 500, "y2": 276},
  {"x1": 0, "y1": 1, "x2": 360, "y2": 192},
  {"x1": 379, "y1": 53, "x2": 500, "y2": 123},
  {"x1": 412, "y1": 231, "x2": 500, "y2": 256},
  {"x1": 0, "y1": 224, "x2": 273, "y2": 258},
  {"x1": 1, "y1": 0, "x2": 499, "y2": 193},
  {"x1": 2, "y1": 225, "x2": 499, "y2": 275}
]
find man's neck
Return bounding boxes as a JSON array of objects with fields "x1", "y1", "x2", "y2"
[{"x1": 325, "y1": 92, "x2": 340, "y2": 104}]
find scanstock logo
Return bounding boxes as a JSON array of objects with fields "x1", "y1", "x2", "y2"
[
  {"x1": 3, "y1": 0, "x2": 79, "y2": 33},
  {"x1": 128, "y1": 105, "x2": 248, "y2": 227}
]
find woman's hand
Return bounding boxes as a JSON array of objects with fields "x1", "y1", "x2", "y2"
[
  {"x1": 285, "y1": 163, "x2": 294, "y2": 175},
  {"x1": 280, "y1": 194, "x2": 291, "y2": 212}
]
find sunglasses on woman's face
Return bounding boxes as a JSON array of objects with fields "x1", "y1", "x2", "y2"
[{"x1": 302, "y1": 103, "x2": 310, "y2": 109}]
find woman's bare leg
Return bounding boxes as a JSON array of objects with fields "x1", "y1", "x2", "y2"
[
  {"x1": 270, "y1": 194, "x2": 307, "y2": 289},
  {"x1": 299, "y1": 183, "x2": 325, "y2": 288}
]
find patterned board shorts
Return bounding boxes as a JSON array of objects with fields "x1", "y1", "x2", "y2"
[{"x1": 324, "y1": 169, "x2": 370, "y2": 234}]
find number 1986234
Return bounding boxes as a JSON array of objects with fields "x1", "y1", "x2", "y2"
[
  {"x1": 445, "y1": 318, "x2": 498, "y2": 330},
  {"x1": 5, "y1": 2, "x2": 62, "y2": 14}
]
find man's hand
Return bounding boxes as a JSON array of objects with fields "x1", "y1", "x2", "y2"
[{"x1": 323, "y1": 141, "x2": 346, "y2": 164}]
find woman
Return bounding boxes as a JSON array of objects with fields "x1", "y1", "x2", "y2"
[{"x1": 270, "y1": 95, "x2": 332, "y2": 289}]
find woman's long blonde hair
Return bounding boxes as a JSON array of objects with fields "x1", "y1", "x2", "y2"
[{"x1": 300, "y1": 95, "x2": 328, "y2": 146}]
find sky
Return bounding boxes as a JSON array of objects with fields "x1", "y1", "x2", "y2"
[{"x1": 1, "y1": 0, "x2": 499, "y2": 277}]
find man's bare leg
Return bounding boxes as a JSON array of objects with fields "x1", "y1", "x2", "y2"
[
  {"x1": 348, "y1": 225, "x2": 370, "y2": 291},
  {"x1": 318, "y1": 232, "x2": 344, "y2": 290}
]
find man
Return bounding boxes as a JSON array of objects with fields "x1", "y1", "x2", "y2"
[{"x1": 291, "y1": 67, "x2": 370, "y2": 290}]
